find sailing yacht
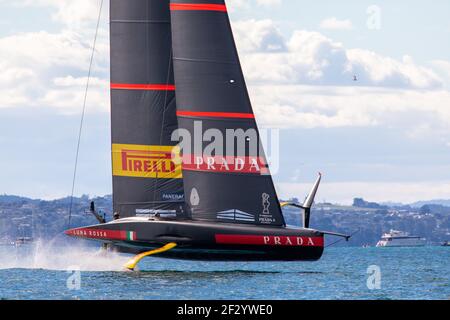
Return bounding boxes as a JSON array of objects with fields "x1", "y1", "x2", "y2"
[{"x1": 66, "y1": 0, "x2": 349, "y2": 269}]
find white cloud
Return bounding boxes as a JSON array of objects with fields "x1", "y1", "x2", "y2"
[
  {"x1": 319, "y1": 17, "x2": 353, "y2": 31},
  {"x1": 249, "y1": 85, "x2": 450, "y2": 130},
  {"x1": 0, "y1": 6, "x2": 448, "y2": 146},
  {"x1": 40, "y1": 76, "x2": 109, "y2": 112},
  {"x1": 226, "y1": 0, "x2": 249, "y2": 10},
  {"x1": 347, "y1": 51, "x2": 441, "y2": 88},
  {"x1": 255, "y1": 0, "x2": 282, "y2": 7},
  {"x1": 227, "y1": 0, "x2": 282, "y2": 10},
  {"x1": 233, "y1": 22, "x2": 442, "y2": 89},
  {"x1": 232, "y1": 19, "x2": 286, "y2": 52},
  {"x1": 0, "y1": 29, "x2": 109, "y2": 112},
  {"x1": 0, "y1": 0, "x2": 109, "y2": 112},
  {"x1": 12, "y1": 0, "x2": 104, "y2": 28},
  {"x1": 430, "y1": 60, "x2": 450, "y2": 88},
  {"x1": 230, "y1": 19, "x2": 450, "y2": 141},
  {"x1": 0, "y1": 30, "x2": 108, "y2": 70}
]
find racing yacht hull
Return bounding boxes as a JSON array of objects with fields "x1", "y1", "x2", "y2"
[{"x1": 66, "y1": 217, "x2": 324, "y2": 261}]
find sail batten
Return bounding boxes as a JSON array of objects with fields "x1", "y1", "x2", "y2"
[
  {"x1": 111, "y1": 20, "x2": 171, "y2": 24},
  {"x1": 111, "y1": 83, "x2": 176, "y2": 91},
  {"x1": 177, "y1": 111, "x2": 255, "y2": 119},
  {"x1": 170, "y1": 3, "x2": 228, "y2": 12}
]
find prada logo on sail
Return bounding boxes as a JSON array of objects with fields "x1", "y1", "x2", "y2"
[
  {"x1": 112, "y1": 144, "x2": 182, "y2": 179},
  {"x1": 182, "y1": 155, "x2": 269, "y2": 175}
]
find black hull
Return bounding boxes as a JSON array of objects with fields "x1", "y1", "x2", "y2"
[{"x1": 66, "y1": 218, "x2": 324, "y2": 261}]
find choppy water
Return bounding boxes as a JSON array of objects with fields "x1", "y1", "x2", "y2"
[{"x1": 0, "y1": 241, "x2": 448, "y2": 300}]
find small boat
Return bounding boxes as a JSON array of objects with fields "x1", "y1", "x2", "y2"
[
  {"x1": 376, "y1": 230, "x2": 426, "y2": 247},
  {"x1": 15, "y1": 237, "x2": 33, "y2": 247},
  {"x1": 15, "y1": 222, "x2": 33, "y2": 247},
  {"x1": 442, "y1": 241, "x2": 450, "y2": 247},
  {"x1": 65, "y1": 0, "x2": 350, "y2": 269}
]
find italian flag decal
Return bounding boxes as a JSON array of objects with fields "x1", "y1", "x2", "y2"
[{"x1": 126, "y1": 231, "x2": 137, "y2": 241}]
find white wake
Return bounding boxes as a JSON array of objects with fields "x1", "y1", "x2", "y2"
[{"x1": 0, "y1": 238, "x2": 131, "y2": 272}]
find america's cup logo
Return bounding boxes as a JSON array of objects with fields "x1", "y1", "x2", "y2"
[
  {"x1": 190, "y1": 188, "x2": 200, "y2": 206},
  {"x1": 262, "y1": 193, "x2": 270, "y2": 215},
  {"x1": 259, "y1": 193, "x2": 275, "y2": 224}
]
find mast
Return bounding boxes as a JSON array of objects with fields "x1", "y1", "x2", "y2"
[
  {"x1": 110, "y1": 0, "x2": 184, "y2": 218},
  {"x1": 170, "y1": 0, "x2": 285, "y2": 226}
]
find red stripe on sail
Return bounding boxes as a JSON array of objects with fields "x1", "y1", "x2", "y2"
[
  {"x1": 177, "y1": 110, "x2": 255, "y2": 119},
  {"x1": 215, "y1": 235, "x2": 324, "y2": 247},
  {"x1": 111, "y1": 83, "x2": 176, "y2": 91},
  {"x1": 170, "y1": 3, "x2": 227, "y2": 12}
]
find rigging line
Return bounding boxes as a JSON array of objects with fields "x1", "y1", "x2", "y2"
[
  {"x1": 325, "y1": 228, "x2": 360, "y2": 248},
  {"x1": 67, "y1": 0, "x2": 104, "y2": 229},
  {"x1": 153, "y1": 41, "x2": 175, "y2": 203}
]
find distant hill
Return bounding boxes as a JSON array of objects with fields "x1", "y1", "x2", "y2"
[
  {"x1": 380, "y1": 201, "x2": 404, "y2": 207},
  {"x1": 352, "y1": 198, "x2": 388, "y2": 210},
  {"x1": 1, "y1": 194, "x2": 449, "y2": 246},
  {"x1": 0, "y1": 194, "x2": 113, "y2": 242},
  {"x1": 0, "y1": 194, "x2": 34, "y2": 203},
  {"x1": 410, "y1": 199, "x2": 450, "y2": 208}
]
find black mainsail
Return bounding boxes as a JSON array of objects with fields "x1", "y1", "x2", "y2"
[
  {"x1": 110, "y1": 0, "x2": 184, "y2": 217},
  {"x1": 170, "y1": 0, "x2": 285, "y2": 226}
]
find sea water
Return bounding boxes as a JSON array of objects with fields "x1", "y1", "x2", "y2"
[{"x1": 0, "y1": 241, "x2": 448, "y2": 300}]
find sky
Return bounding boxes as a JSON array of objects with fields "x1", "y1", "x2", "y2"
[{"x1": 0, "y1": 0, "x2": 450, "y2": 204}]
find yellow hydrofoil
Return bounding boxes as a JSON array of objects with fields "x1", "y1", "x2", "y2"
[{"x1": 124, "y1": 243, "x2": 177, "y2": 271}]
